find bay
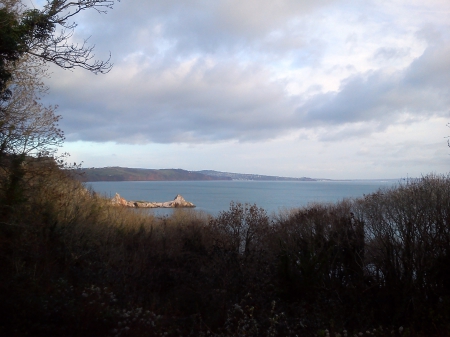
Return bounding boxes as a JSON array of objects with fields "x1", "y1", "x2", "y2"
[{"x1": 85, "y1": 180, "x2": 398, "y2": 217}]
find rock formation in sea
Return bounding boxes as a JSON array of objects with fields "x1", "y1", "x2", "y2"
[{"x1": 111, "y1": 193, "x2": 195, "y2": 208}]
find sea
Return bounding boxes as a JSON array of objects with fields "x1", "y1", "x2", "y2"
[{"x1": 85, "y1": 180, "x2": 399, "y2": 217}]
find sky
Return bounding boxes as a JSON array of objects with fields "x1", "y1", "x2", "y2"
[{"x1": 38, "y1": 0, "x2": 450, "y2": 179}]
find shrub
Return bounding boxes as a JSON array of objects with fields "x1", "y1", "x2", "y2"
[{"x1": 1, "y1": 171, "x2": 450, "y2": 336}]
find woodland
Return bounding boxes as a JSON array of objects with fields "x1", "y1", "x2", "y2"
[{"x1": 1, "y1": 1, "x2": 450, "y2": 336}]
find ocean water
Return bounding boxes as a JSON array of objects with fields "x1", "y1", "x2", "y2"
[{"x1": 85, "y1": 180, "x2": 398, "y2": 217}]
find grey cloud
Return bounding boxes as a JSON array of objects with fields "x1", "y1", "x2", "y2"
[
  {"x1": 298, "y1": 72, "x2": 402, "y2": 125},
  {"x1": 49, "y1": 60, "x2": 298, "y2": 144},
  {"x1": 47, "y1": 40, "x2": 450, "y2": 145},
  {"x1": 296, "y1": 42, "x2": 450, "y2": 138},
  {"x1": 41, "y1": 1, "x2": 450, "y2": 146},
  {"x1": 372, "y1": 47, "x2": 411, "y2": 61},
  {"x1": 404, "y1": 44, "x2": 450, "y2": 88},
  {"x1": 75, "y1": 0, "x2": 337, "y2": 61},
  {"x1": 415, "y1": 24, "x2": 445, "y2": 45},
  {"x1": 318, "y1": 123, "x2": 383, "y2": 142}
]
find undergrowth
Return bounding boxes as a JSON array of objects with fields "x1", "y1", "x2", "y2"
[{"x1": 1, "y1": 167, "x2": 450, "y2": 336}]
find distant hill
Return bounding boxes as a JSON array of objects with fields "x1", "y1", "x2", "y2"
[
  {"x1": 79, "y1": 167, "x2": 231, "y2": 182},
  {"x1": 196, "y1": 170, "x2": 316, "y2": 181},
  {"x1": 78, "y1": 167, "x2": 317, "y2": 182}
]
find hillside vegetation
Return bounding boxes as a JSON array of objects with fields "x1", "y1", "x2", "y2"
[
  {"x1": 1, "y1": 1, "x2": 449, "y2": 336},
  {"x1": 1, "y1": 167, "x2": 449, "y2": 336},
  {"x1": 80, "y1": 167, "x2": 232, "y2": 181},
  {"x1": 80, "y1": 167, "x2": 317, "y2": 182}
]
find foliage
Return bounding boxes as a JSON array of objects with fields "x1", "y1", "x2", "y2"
[
  {"x1": 1, "y1": 171, "x2": 450, "y2": 336},
  {"x1": 0, "y1": 55, "x2": 64, "y2": 217},
  {"x1": 0, "y1": 56, "x2": 63, "y2": 159},
  {"x1": 0, "y1": 0, "x2": 117, "y2": 218},
  {"x1": 210, "y1": 201, "x2": 270, "y2": 255},
  {"x1": 0, "y1": 0, "x2": 117, "y2": 94},
  {"x1": 1, "y1": 2, "x2": 448, "y2": 335}
]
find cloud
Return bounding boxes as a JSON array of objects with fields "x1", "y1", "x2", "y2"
[
  {"x1": 372, "y1": 47, "x2": 411, "y2": 61},
  {"x1": 50, "y1": 59, "x2": 297, "y2": 144},
  {"x1": 296, "y1": 42, "x2": 450, "y2": 137},
  {"x1": 78, "y1": 0, "x2": 338, "y2": 57},
  {"x1": 49, "y1": 38, "x2": 450, "y2": 145},
  {"x1": 41, "y1": 0, "x2": 450, "y2": 148}
]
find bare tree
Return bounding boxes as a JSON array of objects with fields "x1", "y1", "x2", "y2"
[
  {"x1": 22, "y1": 0, "x2": 117, "y2": 74},
  {"x1": 0, "y1": 55, "x2": 63, "y2": 160},
  {"x1": 447, "y1": 123, "x2": 450, "y2": 148},
  {"x1": 0, "y1": 0, "x2": 118, "y2": 96},
  {"x1": 0, "y1": 0, "x2": 118, "y2": 159},
  {"x1": 0, "y1": 55, "x2": 65, "y2": 210},
  {"x1": 0, "y1": 0, "x2": 117, "y2": 215},
  {"x1": 210, "y1": 202, "x2": 270, "y2": 256}
]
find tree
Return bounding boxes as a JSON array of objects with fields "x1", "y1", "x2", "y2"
[
  {"x1": 210, "y1": 202, "x2": 270, "y2": 256},
  {"x1": 0, "y1": 55, "x2": 64, "y2": 210},
  {"x1": 0, "y1": 55, "x2": 63, "y2": 159},
  {"x1": 0, "y1": 0, "x2": 117, "y2": 95},
  {"x1": 20, "y1": 0, "x2": 115, "y2": 73},
  {"x1": 447, "y1": 123, "x2": 450, "y2": 148},
  {"x1": 1, "y1": 0, "x2": 117, "y2": 156},
  {"x1": 0, "y1": 2, "x2": 23, "y2": 99},
  {"x1": 0, "y1": 0, "x2": 117, "y2": 216}
]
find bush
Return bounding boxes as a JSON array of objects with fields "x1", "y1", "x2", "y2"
[
  {"x1": 1, "y1": 171, "x2": 450, "y2": 336},
  {"x1": 357, "y1": 174, "x2": 450, "y2": 331}
]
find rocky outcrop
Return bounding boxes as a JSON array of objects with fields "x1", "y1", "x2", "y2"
[{"x1": 111, "y1": 193, "x2": 195, "y2": 208}]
